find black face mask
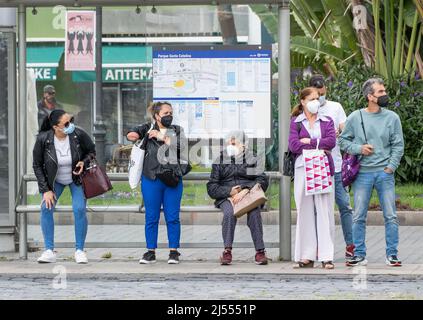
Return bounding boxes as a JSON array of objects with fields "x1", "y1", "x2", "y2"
[
  {"x1": 159, "y1": 115, "x2": 173, "y2": 128},
  {"x1": 374, "y1": 95, "x2": 389, "y2": 108},
  {"x1": 46, "y1": 96, "x2": 56, "y2": 104}
]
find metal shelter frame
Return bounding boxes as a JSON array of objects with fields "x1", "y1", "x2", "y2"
[{"x1": 1, "y1": 0, "x2": 291, "y2": 261}]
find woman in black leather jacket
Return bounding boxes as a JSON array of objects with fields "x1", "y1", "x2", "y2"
[
  {"x1": 207, "y1": 131, "x2": 269, "y2": 266},
  {"x1": 127, "y1": 101, "x2": 187, "y2": 265},
  {"x1": 32, "y1": 109, "x2": 95, "y2": 264}
]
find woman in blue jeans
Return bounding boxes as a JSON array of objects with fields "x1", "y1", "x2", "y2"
[
  {"x1": 127, "y1": 101, "x2": 188, "y2": 264},
  {"x1": 33, "y1": 109, "x2": 96, "y2": 264}
]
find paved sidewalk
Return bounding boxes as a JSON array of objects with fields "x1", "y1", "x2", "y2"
[
  {"x1": 1, "y1": 273, "x2": 422, "y2": 300},
  {"x1": 14, "y1": 225, "x2": 423, "y2": 264},
  {"x1": 0, "y1": 260, "x2": 423, "y2": 300},
  {"x1": 1, "y1": 225, "x2": 423, "y2": 300}
]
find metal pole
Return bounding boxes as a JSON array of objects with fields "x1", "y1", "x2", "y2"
[
  {"x1": 19, "y1": 213, "x2": 27, "y2": 259},
  {"x1": 93, "y1": 6, "x2": 106, "y2": 166},
  {"x1": 117, "y1": 83, "x2": 123, "y2": 144},
  {"x1": 18, "y1": 4, "x2": 27, "y2": 259},
  {"x1": 6, "y1": 25, "x2": 17, "y2": 229},
  {"x1": 278, "y1": 1, "x2": 291, "y2": 261}
]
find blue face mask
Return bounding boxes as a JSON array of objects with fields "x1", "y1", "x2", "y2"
[
  {"x1": 319, "y1": 95, "x2": 326, "y2": 106},
  {"x1": 63, "y1": 122, "x2": 75, "y2": 135}
]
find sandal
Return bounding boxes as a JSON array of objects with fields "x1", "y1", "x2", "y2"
[
  {"x1": 293, "y1": 260, "x2": 314, "y2": 268},
  {"x1": 322, "y1": 261, "x2": 334, "y2": 269}
]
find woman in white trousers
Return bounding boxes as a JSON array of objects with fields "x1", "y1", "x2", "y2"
[
  {"x1": 294, "y1": 166, "x2": 335, "y2": 267},
  {"x1": 288, "y1": 87, "x2": 337, "y2": 269}
]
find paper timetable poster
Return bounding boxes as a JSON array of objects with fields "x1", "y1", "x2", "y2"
[
  {"x1": 65, "y1": 11, "x2": 96, "y2": 71},
  {"x1": 152, "y1": 46, "x2": 271, "y2": 138}
]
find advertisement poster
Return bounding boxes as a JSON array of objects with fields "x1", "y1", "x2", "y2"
[{"x1": 64, "y1": 10, "x2": 96, "y2": 71}]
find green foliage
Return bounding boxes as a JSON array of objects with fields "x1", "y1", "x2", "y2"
[
  {"x1": 28, "y1": 180, "x2": 423, "y2": 210},
  {"x1": 250, "y1": 1, "x2": 423, "y2": 80},
  {"x1": 266, "y1": 64, "x2": 423, "y2": 182},
  {"x1": 324, "y1": 66, "x2": 423, "y2": 183},
  {"x1": 265, "y1": 91, "x2": 280, "y2": 171},
  {"x1": 290, "y1": 36, "x2": 352, "y2": 62}
]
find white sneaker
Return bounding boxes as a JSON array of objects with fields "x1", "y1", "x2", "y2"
[
  {"x1": 37, "y1": 249, "x2": 57, "y2": 263},
  {"x1": 75, "y1": 250, "x2": 88, "y2": 264}
]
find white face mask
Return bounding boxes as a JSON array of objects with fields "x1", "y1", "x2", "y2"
[
  {"x1": 306, "y1": 100, "x2": 320, "y2": 114},
  {"x1": 226, "y1": 145, "x2": 241, "y2": 157},
  {"x1": 319, "y1": 95, "x2": 326, "y2": 106}
]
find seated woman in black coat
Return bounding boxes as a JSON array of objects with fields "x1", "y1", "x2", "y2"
[{"x1": 207, "y1": 130, "x2": 269, "y2": 265}]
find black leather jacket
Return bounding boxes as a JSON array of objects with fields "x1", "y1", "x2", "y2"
[
  {"x1": 32, "y1": 127, "x2": 96, "y2": 194},
  {"x1": 127, "y1": 122, "x2": 187, "y2": 180},
  {"x1": 207, "y1": 150, "x2": 269, "y2": 208}
]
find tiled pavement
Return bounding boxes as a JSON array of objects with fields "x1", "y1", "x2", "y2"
[
  {"x1": 20, "y1": 225, "x2": 423, "y2": 264},
  {"x1": 0, "y1": 225, "x2": 422, "y2": 300}
]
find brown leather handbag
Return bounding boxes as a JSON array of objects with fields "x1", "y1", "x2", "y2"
[
  {"x1": 229, "y1": 183, "x2": 268, "y2": 218},
  {"x1": 81, "y1": 158, "x2": 113, "y2": 199}
]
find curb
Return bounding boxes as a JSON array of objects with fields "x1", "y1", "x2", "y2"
[
  {"x1": 1, "y1": 260, "x2": 423, "y2": 278},
  {"x1": 1, "y1": 273, "x2": 422, "y2": 281}
]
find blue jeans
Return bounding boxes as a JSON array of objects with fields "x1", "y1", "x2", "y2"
[
  {"x1": 41, "y1": 182, "x2": 87, "y2": 251},
  {"x1": 141, "y1": 175, "x2": 183, "y2": 249},
  {"x1": 334, "y1": 172, "x2": 353, "y2": 246},
  {"x1": 352, "y1": 170, "x2": 399, "y2": 257}
]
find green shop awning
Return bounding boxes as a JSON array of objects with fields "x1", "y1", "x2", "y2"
[
  {"x1": 26, "y1": 45, "x2": 64, "y2": 81},
  {"x1": 72, "y1": 45, "x2": 153, "y2": 83}
]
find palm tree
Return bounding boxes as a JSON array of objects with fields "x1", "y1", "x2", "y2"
[
  {"x1": 251, "y1": 0, "x2": 423, "y2": 81},
  {"x1": 351, "y1": 0, "x2": 376, "y2": 67}
]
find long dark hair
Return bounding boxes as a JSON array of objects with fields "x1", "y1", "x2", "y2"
[{"x1": 39, "y1": 109, "x2": 66, "y2": 132}]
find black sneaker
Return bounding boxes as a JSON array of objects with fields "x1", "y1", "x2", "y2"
[
  {"x1": 346, "y1": 255, "x2": 367, "y2": 267},
  {"x1": 139, "y1": 250, "x2": 156, "y2": 264},
  {"x1": 386, "y1": 255, "x2": 402, "y2": 267},
  {"x1": 168, "y1": 250, "x2": 181, "y2": 264}
]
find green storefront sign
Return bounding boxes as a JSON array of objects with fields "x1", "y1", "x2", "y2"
[
  {"x1": 72, "y1": 67, "x2": 152, "y2": 82},
  {"x1": 28, "y1": 67, "x2": 58, "y2": 81},
  {"x1": 26, "y1": 7, "x2": 67, "y2": 39},
  {"x1": 25, "y1": 46, "x2": 64, "y2": 81},
  {"x1": 104, "y1": 67, "x2": 152, "y2": 82}
]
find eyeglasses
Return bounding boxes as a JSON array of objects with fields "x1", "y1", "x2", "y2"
[
  {"x1": 47, "y1": 92, "x2": 56, "y2": 95},
  {"x1": 61, "y1": 117, "x2": 74, "y2": 128}
]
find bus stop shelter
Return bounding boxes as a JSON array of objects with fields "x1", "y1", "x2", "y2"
[{"x1": 0, "y1": 0, "x2": 292, "y2": 261}]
